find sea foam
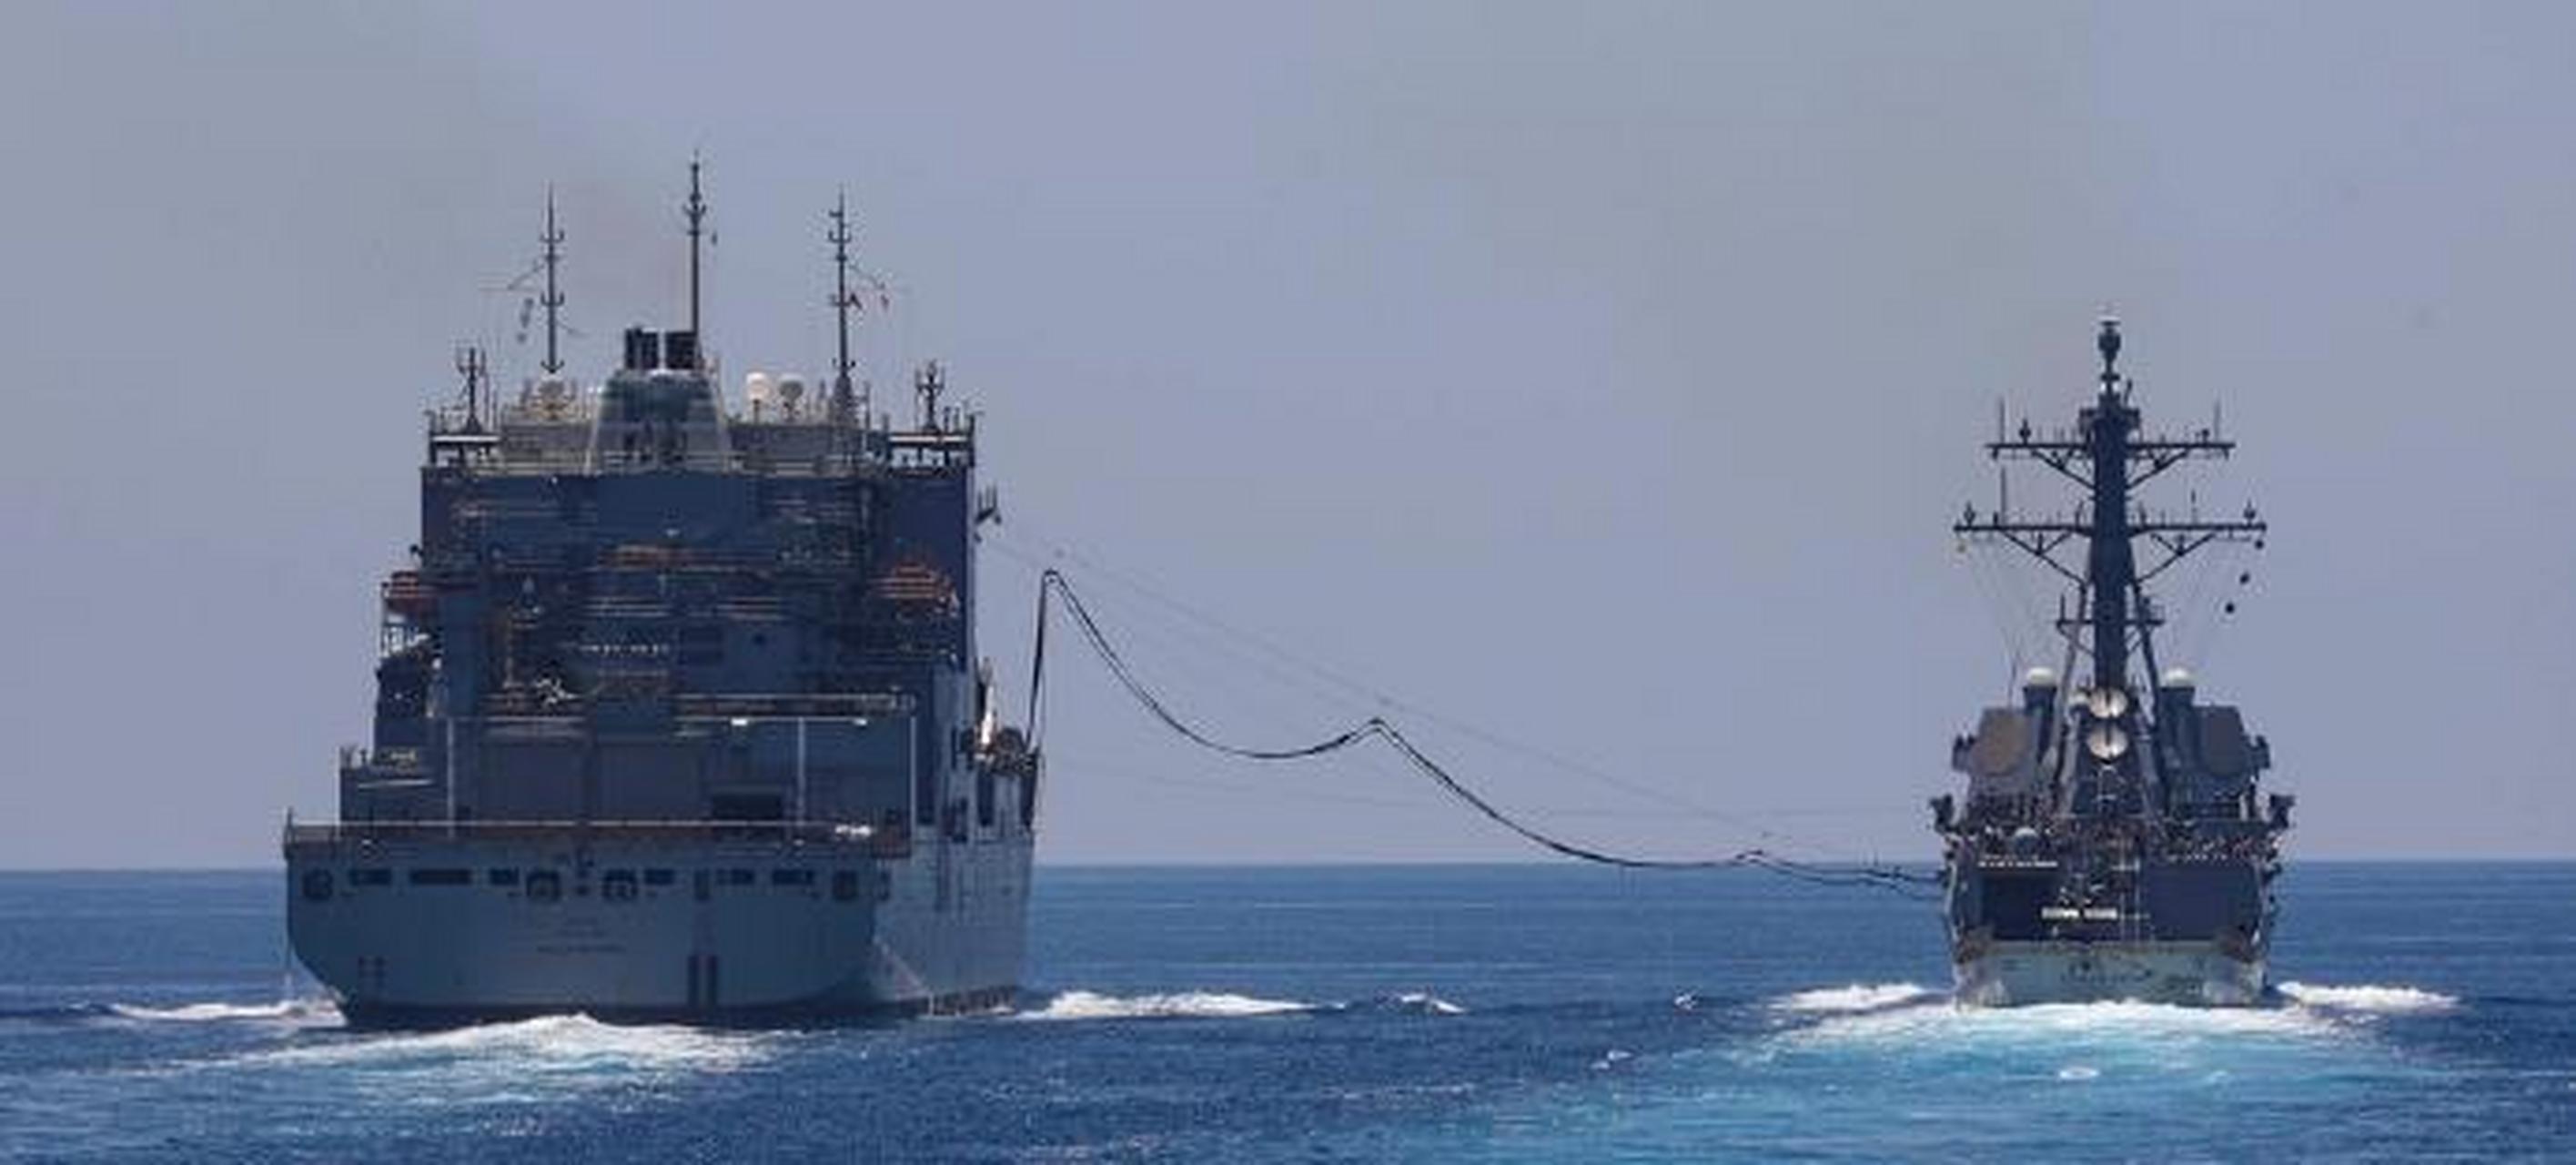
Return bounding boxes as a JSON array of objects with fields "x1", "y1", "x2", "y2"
[
  {"x1": 1373, "y1": 991, "x2": 1468, "y2": 1016},
  {"x1": 107, "y1": 999, "x2": 340, "y2": 1026},
  {"x1": 1017, "y1": 990, "x2": 1313, "y2": 1021},
  {"x1": 1772, "y1": 983, "x2": 1937, "y2": 1014},
  {"x1": 232, "y1": 1013, "x2": 773, "y2": 1077},
  {"x1": 2277, "y1": 982, "x2": 2460, "y2": 1014},
  {"x1": 1772, "y1": 993, "x2": 2352, "y2": 1053}
]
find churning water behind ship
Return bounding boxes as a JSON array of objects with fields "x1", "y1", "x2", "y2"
[{"x1": 2, "y1": 864, "x2": 2570, "y2": 1163}]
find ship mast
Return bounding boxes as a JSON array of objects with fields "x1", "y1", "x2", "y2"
[
  {"x1": 540, "y1": 187, "x2": 565, "y2": 376},
  {"x1": 1955, "y1": 318, "x2": 2266, "y2": 699},
  {"x1": 828, "y1": 190, "x2": 860, "y2": 423},
  {"x1": 683, "y1": 156, "x2": 708, "y2": 346},
  {"x1": 916, "y1": 360, "x2": 945, "y2": 431},
  {"x1": 454, "y1": 344, "x2": 488, "y2": 433}
]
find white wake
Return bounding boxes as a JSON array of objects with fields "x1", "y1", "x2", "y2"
[
  {"x1": 1762, "y1": 978, "x2": 2461, "y2": 1057},
  {"x1": 1384, "y1": 991, "x2": 1468, "y2": 1017},
  {"x1": 1016, "y1": 990, "x2": 1315, "y2": 1021},
  {"x1": 1014, "y1": 988, "x2": 1470, "y2": 1020},
  {"x1": 108, "y1": 999, "x2": 341, "y2": 1026},
  {"x1": 1771, "y1": 983, "x2": 1937, "y2": 1014},
  {"x1": 2277, "y1": 982, "x2": 2460, "y2": 1014},
  {"x1": 229, "y1": 1013, "x2": 775, "y2": 1079}
]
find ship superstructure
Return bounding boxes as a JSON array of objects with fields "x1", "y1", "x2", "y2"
[
  {"x1": 284, "y1": 169, "x2": 1037, "y2": 1023},
  {"x1": 1939, "y1": 319, "x2": 2289, "y2": 1006}
]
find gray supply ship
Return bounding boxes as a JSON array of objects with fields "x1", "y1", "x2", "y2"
[
  {"x1": 1938, "y1": 319, "x2": 2289, "y2": 1006},
  {"x1": 284, "y1": 167, "x2": 1037, "y2": 1024}
]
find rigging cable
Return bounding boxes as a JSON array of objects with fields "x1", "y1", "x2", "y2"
[
  {"x1": 1028, "y1": 568, "x2": 1938, "y2": 896},
  {"x1": 990, "y1": 522, "x2": 1768, "y2": 834}
]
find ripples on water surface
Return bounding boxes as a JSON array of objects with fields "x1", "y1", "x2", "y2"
[{"x1": 1, "y1": 865, "x2": 2570, "y2": 1161}]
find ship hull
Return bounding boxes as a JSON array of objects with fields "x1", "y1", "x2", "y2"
[
  {"x1": 1953, "y1": 939, "x2": 2264, "y2": 1008},
  {"x1": 1942, "y1": 851, "x2": 2275, "y2": 1008},
  {"x1": 285, "y1": 828, "x2": 1031, "y2": 1027}
]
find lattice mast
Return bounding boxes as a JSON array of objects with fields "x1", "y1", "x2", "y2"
[
  {"x1": 683, "y1": 157, "x2": 708, "y2": 343},
  {"x1": 828, "y1": 191, "x2": 862, "y2": 423},
  {"x1": 540, "y1": 188, "x2": 565, "y2": 376},
  {"x1": 1954, "y1": 319, "x2": 2266, "y2": 806}
]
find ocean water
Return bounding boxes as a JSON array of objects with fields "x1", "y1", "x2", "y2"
[{"x1": 0, "y1": 863, "x2": 2570, "y2": 1162}]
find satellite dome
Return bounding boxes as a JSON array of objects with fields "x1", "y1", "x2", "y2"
[
  {"x1": 2161, "y1": 666, "x2": 2197, "y2": 688},
  {"x1": 2022, "y1": 666, "x2": 2059, "y2": 689}
]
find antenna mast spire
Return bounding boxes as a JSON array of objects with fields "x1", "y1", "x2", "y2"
[
  {"x1": 916, "y1": 360, "x2": 945, "y2": 431},
  {"x1": 1955, "y1": 317, "x2": 2265, "y2": 699},
  {"x1": 454, "y1": 344, "x2": 488, "y2": 433},
  {"x1": 829, "y1": 190, "x2": 860, "y2": 423},
  {"x1": 540, "y1": 187, "x2": 565, "y2": 375},
  {"x1": 684, "y1": 156, "x2": 708, "y2": 342}
]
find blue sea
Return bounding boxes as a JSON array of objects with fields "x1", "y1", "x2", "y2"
[{"x1": 1, "y1": 864, "x2": 2570, "y2": 1162}]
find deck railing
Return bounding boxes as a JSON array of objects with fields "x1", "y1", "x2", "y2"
[{"x1": 283, "y1": 819, "x2": 914, "y2": 858}]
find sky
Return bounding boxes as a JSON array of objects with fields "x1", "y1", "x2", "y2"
[{"x1": 2, "y1": 3, "x2": 2573, "y2": 868}]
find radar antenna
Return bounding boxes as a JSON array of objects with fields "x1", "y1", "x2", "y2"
[
  {"x1": 1955, "y1": 318, "x2": 2265, "y2": 697},
  {"x1": 2096, "y1": 309, "x2": 2122, "y2": 388},
  {"x1": 453, "y1": 344, "x2": 488, "y2": 433},
  {"x1": 683, "y1": 156, "x2": 708, "y2": 345},
  {"x1": 916, "y1": 360, "x2": 945, "y2": 432},
  {"x1": 828, "y1": 191, "x2": 861, "y2": 423},
  {"x1": 1954, "y1": 318, "x2": 2267, "y2": 825},
  {"x1": 540, "y1": 187, "x2": 565, "y2": 376}
]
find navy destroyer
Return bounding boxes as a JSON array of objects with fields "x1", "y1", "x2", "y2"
[
  {"x1": 284, "y1": 167, "x2": 1037, "y2": 1023},
  {"x1": 1939, "y1": 319, "x2": 2289, "y2": 1006}
]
